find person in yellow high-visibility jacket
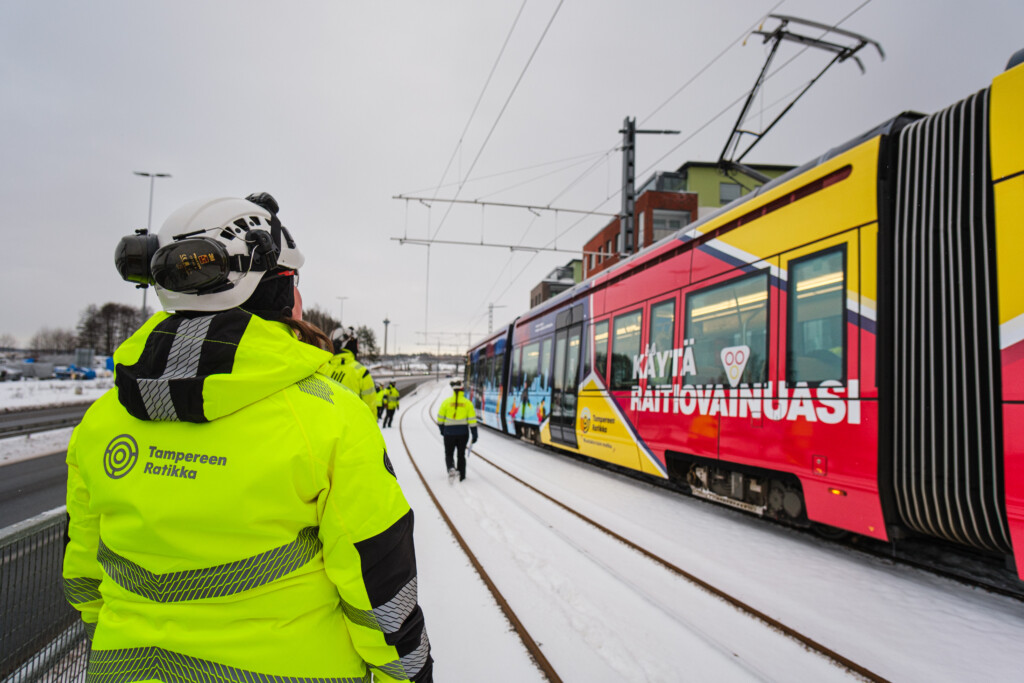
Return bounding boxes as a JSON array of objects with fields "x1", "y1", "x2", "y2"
[
  {"x1": 323, "y1": 328, "x2": 377, "y2": 414},
  {"x1": 65, "y1": 195, "x2": 432, "y2": 682},
  {"x1": 382, "y1": 381, "x2": 400, "y2": 428},
  {"x1": 375, "y1": 383, "x2": 387, "y2": 422},
  {"x1": 436, "y1": 379, "x2": 478, "y2": 483}
]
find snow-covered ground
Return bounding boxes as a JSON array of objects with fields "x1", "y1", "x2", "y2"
[
  {"x1": 4, "y1": 381, "x2": 1024, "y2": 681},
  {"x1": 0, "y1": 377, "x2": 111, "y2": 412},
  {"x1": 390, "y1": 383, "x2": 1024, "y2": 682}
]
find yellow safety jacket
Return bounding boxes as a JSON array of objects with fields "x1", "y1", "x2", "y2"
[
  {"x1": 63, "y1": 310, "x2": 431, "y2": 682},
  {"x1": 384, "y1": 385, "x2": 400, "y2": 410},
  {"x1": 374, "y1": 386, "x2": 387, "y2": 410},
  {"x1": 323, "y1": 349, "x2": 377, "y2": 414},
  {"x1": 437, "y1": 390, "x2": 478, "y2": 440}
]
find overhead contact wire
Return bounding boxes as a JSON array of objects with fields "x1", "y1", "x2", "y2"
[
  {"x1": 431, "y1": 0, "x2": 565, "y2": 241},
  {"x1": 427, "y1": 0, "x2": 530, "y2": 206}
]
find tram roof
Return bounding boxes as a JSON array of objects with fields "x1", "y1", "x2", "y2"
[{"x1": 476, "y1": 110, "x2": 925, "y2": 348}]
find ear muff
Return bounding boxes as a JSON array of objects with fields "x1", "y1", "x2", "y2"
[
  {"x1": 150, "y1": 238, "x2": 232, "y2": 293},
  {"x1": 114, "y1": 228, "x2": 280, "y2": 294},
  {"x1": 114, "y1": 231, "x2": 161, "y2": 286}
]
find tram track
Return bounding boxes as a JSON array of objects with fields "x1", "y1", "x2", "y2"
[
  {"x1": 397, "y1": 384, "x2": 887, "y2": 683},
  {"x1": 396, "y1": 390, "x2": 562, "y2": 682},
  {"x1": 463, "y1": 445, "x2": 887, "y2": 682},
  {"x1": 489, "y1": 418, "x2": 1024, "y2": 604}
]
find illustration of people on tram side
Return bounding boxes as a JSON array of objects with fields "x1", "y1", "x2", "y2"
[{"x1": 507, "y1": 369, "x2": 550, "y2": 427}]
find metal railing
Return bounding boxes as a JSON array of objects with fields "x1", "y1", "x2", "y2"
[{"x1": 1, "y1": 507, "x2": 87, "y2": 682}]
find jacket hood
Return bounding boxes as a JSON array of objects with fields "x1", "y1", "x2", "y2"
[{"x1": 113, "y1": 310, "x2": 332, "y2": 423}]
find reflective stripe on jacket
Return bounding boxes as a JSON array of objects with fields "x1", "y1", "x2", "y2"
[
  {"x1": 323, "y1": 349, "x2": 377, "y2": 413},
  {"x1": 437, "y1": 390, "x2": 478, "y2": 438},
  {"x1": 63, "y1": 310, "x2": 431, "y2": 682}
]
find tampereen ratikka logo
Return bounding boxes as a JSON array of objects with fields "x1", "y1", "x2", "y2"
[{"x1": 104, "y1": 434, "x2": 139, "y2": 479}]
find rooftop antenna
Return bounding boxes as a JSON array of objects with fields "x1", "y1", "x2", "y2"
[{"x1": 718, "y1": 14, "x2": 884, "y2": 183}]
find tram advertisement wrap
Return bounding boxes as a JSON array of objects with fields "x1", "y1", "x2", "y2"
[{"x1": 626, "y1": 343, "x2": 860, "y2": 424}]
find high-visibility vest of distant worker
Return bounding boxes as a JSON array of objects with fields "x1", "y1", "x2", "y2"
[
  {"x1": 382, "y1": 381, "x2": 400, "y2": 428},
  {"x1": 437, "y1": 379, "x2": 478, "y2": 484},
  {"x1": 323, "y1": 327, "x2": 377, "y2": 414}
]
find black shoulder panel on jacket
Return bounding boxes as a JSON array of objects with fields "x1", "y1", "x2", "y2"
[{"x1": 116, "y1": 310, "x2": 251, "y2": 422}]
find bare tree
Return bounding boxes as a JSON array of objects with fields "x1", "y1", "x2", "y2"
[
  {"x1": 29, "y1": 327, "x2": 78, "y2": 354},
  {"x1": 301, "y1": 307, "x2": 378, "y2": 360},
  {"x1": 76, "y1": 303, "x2": 145, "y2": 355},
  {"x1": 303, "y1": 305, "x2": 339, "y2": 342},
  {"x1": 0, "y1": 333, "x2": 17, "y2": 350},
  {"x1": 355, "y1": 325, "x2": 379, "y2": 361}
]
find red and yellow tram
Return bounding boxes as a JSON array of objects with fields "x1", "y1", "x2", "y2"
[{"x1": 467, "y1": 56, "x2": 1024, "y2": 579}]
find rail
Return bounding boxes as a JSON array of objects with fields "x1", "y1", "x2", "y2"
[
  {"x1": 396, "y1": 391, "x2": 561, "y2": 681},
  {"x1": 405, "y1": 385, "x2": 890, "y2": 682},
  {"x1": 0, "y1": 507, "x2": 88, "y2": 682},
  {"x1": 0, "y1": 405, "x2": 90, "y2": 439}
]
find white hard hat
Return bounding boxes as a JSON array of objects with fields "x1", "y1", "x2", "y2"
[{"x1": 149, "y1": 197, "x2": 303, "y2": 312}]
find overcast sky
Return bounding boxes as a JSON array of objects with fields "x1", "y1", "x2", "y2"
[{"x1": 2, "y1": 0, "x2": 1021, "y2": 352}]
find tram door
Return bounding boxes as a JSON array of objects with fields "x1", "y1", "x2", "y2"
[{"x1": 550, "y1": 305, "x2": 583, "y2": 448}]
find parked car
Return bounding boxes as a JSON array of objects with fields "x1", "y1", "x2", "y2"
[
  {"x1": 0, "y1": 365, "x2": 23, "y2": 381},
  {"x1": 54, "y1": 364, "x2": 97, "y2": 380}
]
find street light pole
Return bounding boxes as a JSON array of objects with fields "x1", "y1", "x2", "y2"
[
  {"x1": 336, "y1": 296, "x2": 348, "y2": 328},
  {"x1": 382, "y1": 317, "x2": 390, "y2": 357},
  {"x1": 133, "y1": 171, "x2": 171, "y2": 319}
]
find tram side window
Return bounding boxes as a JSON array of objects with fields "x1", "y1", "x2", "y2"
[
  {"x1": 685, "y1": 273, "x2": 768, "y2": 386},
  {"x1": 581, "y1": 323, "x2": 592, "y2": 379},
  {"x1": 494, "y1": 350, "x2": 505, "y2": 388},
  {"x1": 610, "y1": 310, "x2": 643, "y2": 391},
  {"x1": 509, "y1": 346, "x2": 523, "y2": 393},
  {"x1": 521, "y1": 341, "x2": 541, "y2": 392},
  {"x1": 648, "y1": 299, "x2": 675, "y2": 385},
  {"x1": 593, "y1": 320, "x2": 609, "y2": 384},
  {"x1": 538, "y1": 337, "x2": 553, "y2": 393},
  {"x1": 787, "y1": 248, "x2": 845, "y2": 384}
]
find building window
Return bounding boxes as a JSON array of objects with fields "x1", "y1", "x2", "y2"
[
  {"x1": 719, "y1": 182, "x2": 742, "y2": 205},
  {"x1": 787, "y1": 247, "x2": 845, "y2": 385},
  {"x1": 659, "y1": 174, "x2": 686, "y2": 192},
  {"x1": 607, "y1": 238, "x2": 615, "y2": 257},
  {"x1": 685, "y1": 272, "x2": 768, "y2": 386},
  {"x1": 652, "y1": 210, "x2": 691, "y2": 242}
]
